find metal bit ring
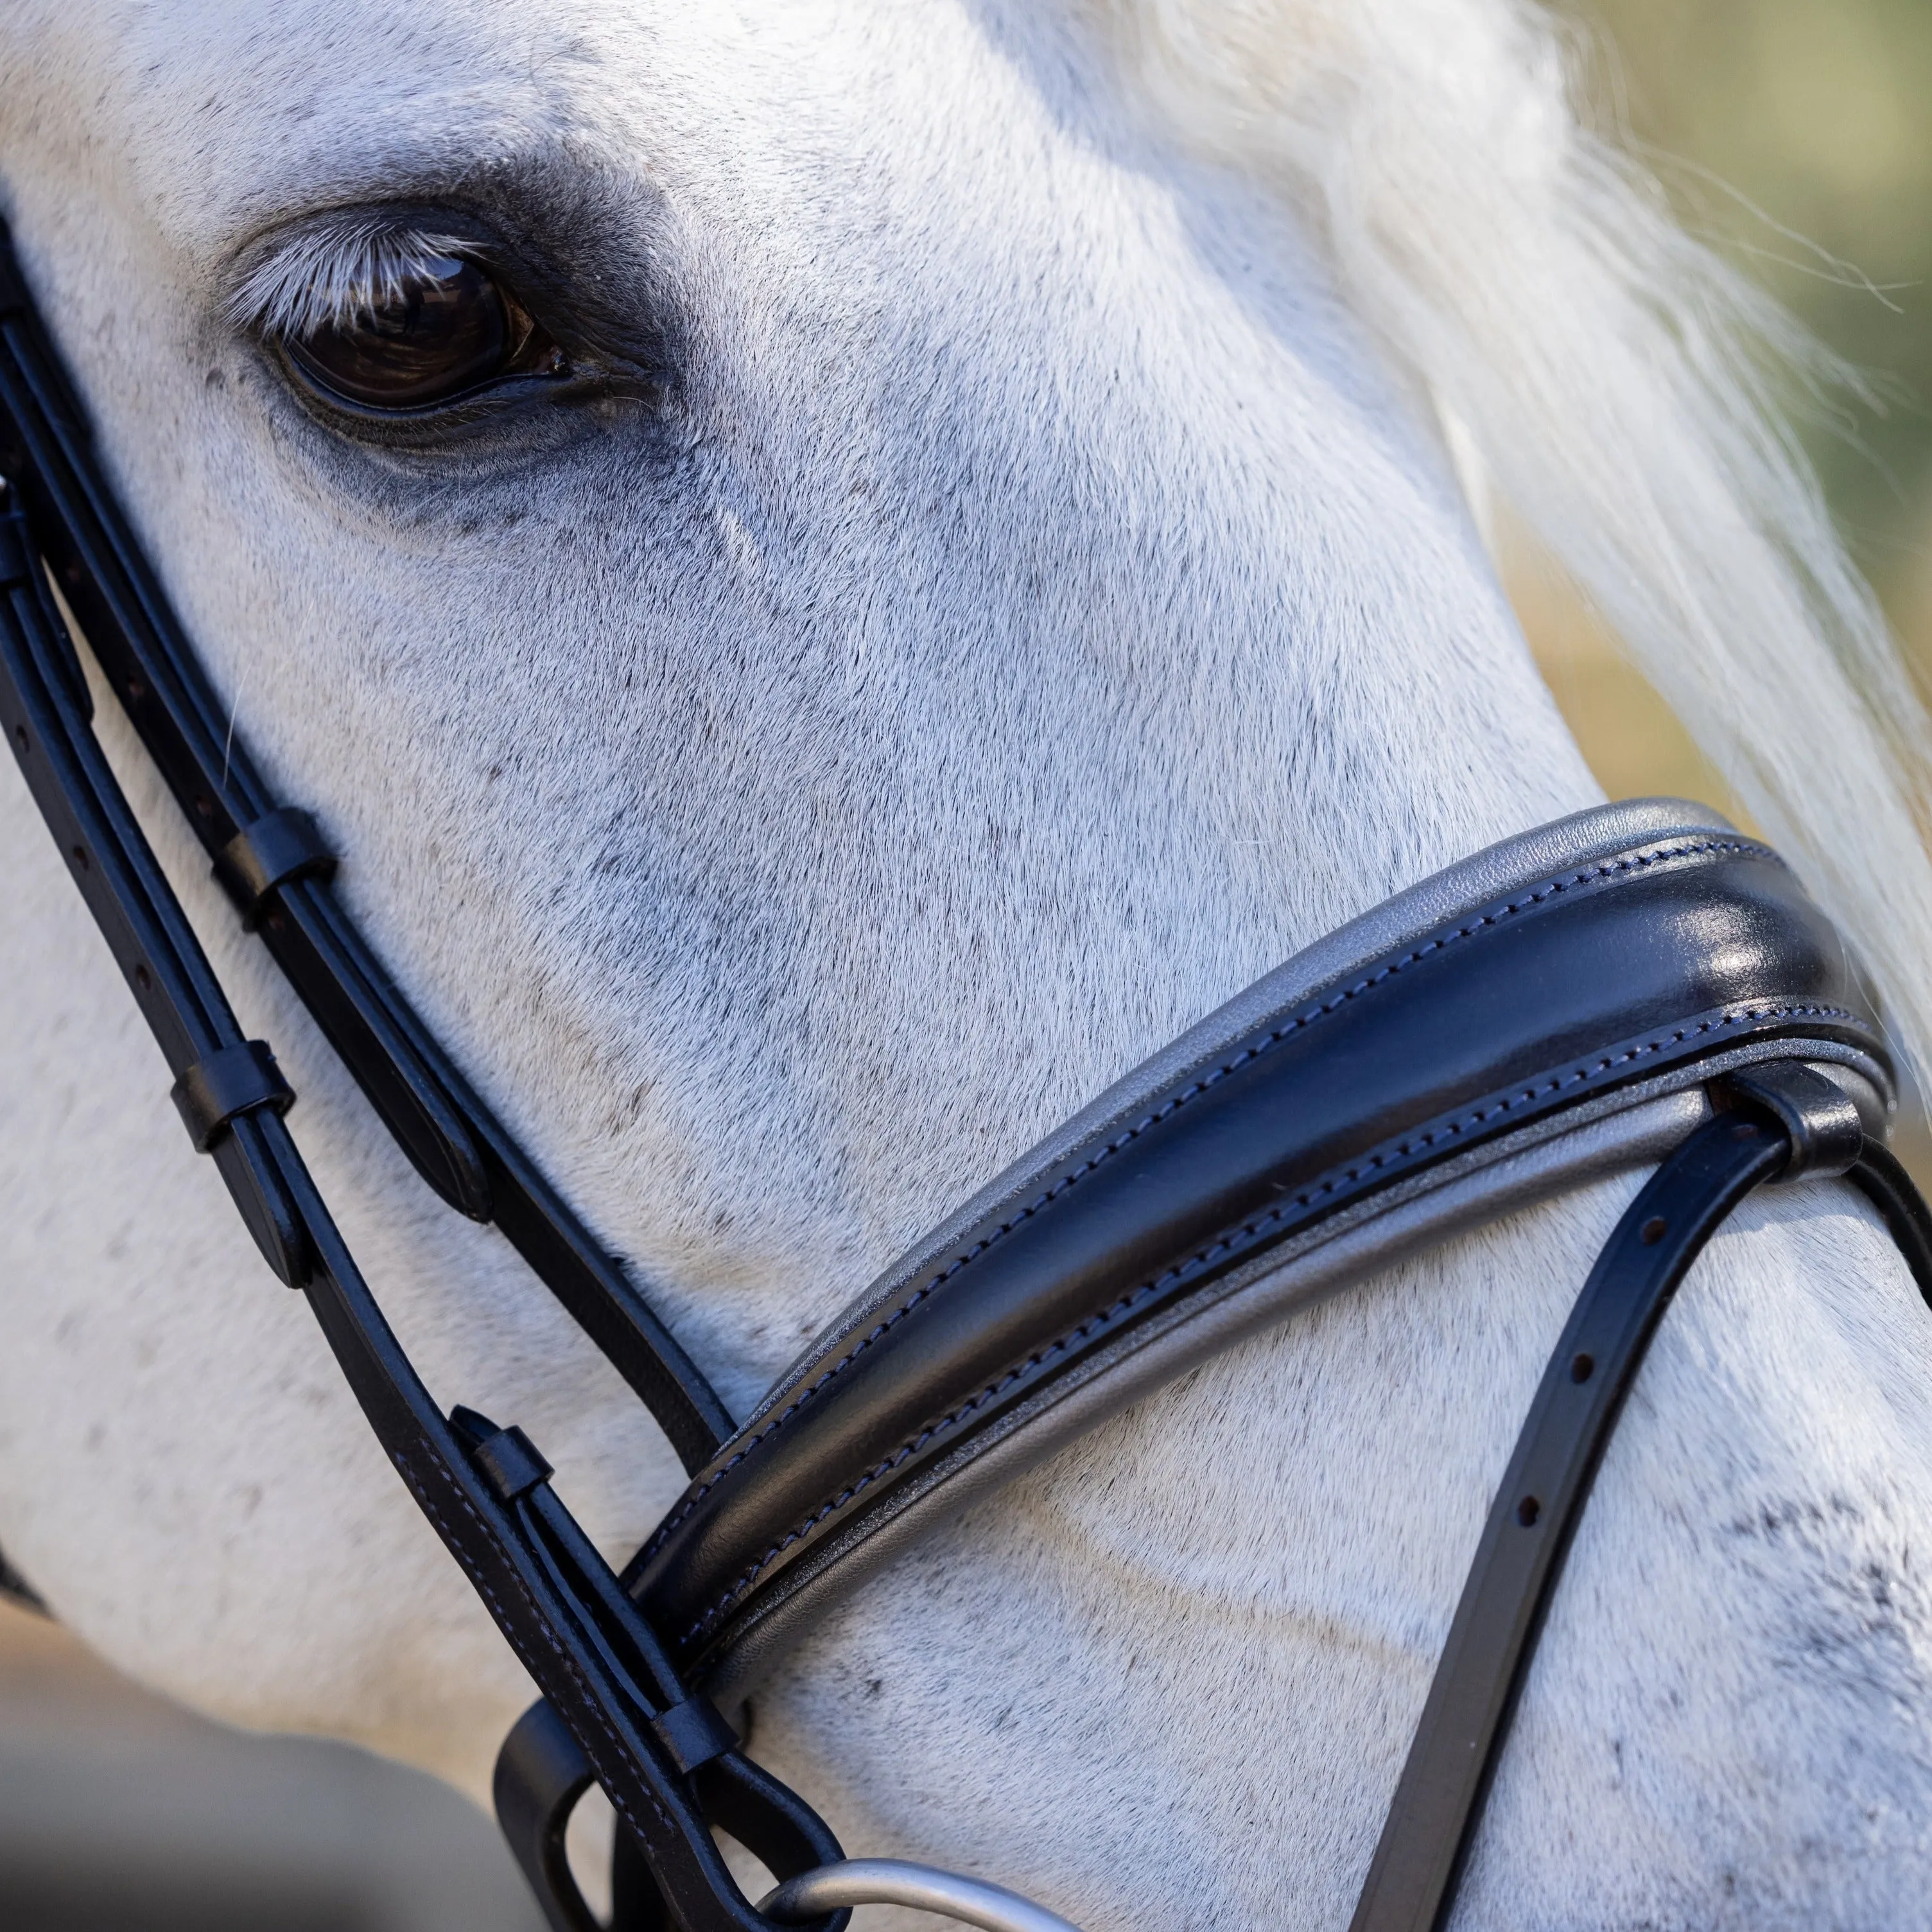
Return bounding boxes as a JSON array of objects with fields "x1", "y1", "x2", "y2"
[{"x1": 760, "y1": 1858, "x2": 1086, "y2": 1932}]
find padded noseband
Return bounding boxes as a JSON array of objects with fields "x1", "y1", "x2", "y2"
[{"x1": 625, "y1": 810, "x2": 1892, "y2": 1693}]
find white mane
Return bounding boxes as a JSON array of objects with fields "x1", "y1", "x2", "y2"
[{"x1": 1106, "y1": 0, "x2": 1932, "y2": 1078}]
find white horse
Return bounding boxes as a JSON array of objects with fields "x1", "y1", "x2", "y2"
[{"x1": 4, "y1": 1, "x2": 1932, "y2": 1926}]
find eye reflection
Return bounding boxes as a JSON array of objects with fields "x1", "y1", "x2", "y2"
[{"x1": 284, "y1": 255, "x2": 566, "y2": 411}]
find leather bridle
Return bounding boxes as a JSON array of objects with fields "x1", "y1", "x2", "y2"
[{"x1": 3, "y1": 218, "x2": 1929, "y2": 1932}]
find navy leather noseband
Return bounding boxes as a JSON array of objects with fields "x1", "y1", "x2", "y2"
[{"x1": 3, "y1": 216, "x2": 1930, "y2": 1932}]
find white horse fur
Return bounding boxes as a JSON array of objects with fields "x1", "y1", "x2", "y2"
[{"x1": 4, "y1": 2, "x2": 1932, "y2": 1926}]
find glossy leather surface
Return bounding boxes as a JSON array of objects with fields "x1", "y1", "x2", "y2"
[
  {"x1": 631, "y1": 819, "x2": 1893, "y2": 1684},
  {"x1": 1348, "y1": 1072, "x2": 1932, "y2": 1932}
]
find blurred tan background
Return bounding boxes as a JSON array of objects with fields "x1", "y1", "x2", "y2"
[
  {"x1": 1517, "y1": 0, "x2": 1932, "y2": 806},
  {"x1": 4, "y1": 4, "x2": 1930, "y2": 1928}
]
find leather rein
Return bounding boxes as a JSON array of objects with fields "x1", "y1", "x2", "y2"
[{"x1": 3, "y1": 220, "x2": 1929, "y2": 1932}]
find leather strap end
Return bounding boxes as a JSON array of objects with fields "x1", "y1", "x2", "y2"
[{"x1": 467, "y1": 1422, "x2": 555, "y2": 1504}]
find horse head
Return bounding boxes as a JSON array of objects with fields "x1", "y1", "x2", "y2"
[{"x1": 4, "y1": 3, "x2": 1932, "y2": 1926}]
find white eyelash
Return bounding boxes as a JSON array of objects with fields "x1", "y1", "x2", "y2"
[{"x1": 225, "y1": 218, "x2": 480, "y2": 340}]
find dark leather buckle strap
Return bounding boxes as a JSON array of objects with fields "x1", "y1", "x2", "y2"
[
  {"x1": 0, "y1": 481, "x2": 309, "y2": 1283},
  {"x1": 1347, "y1": 1062, "x2": 1932, "y2": 1932},
  {"x1": 0, "y1": 487, "x2": 850, "y2": 1924},
  {"x1": 443, "y1": 1404, "x2": 843, "y2": 1932},
  {"x1": 0, "y1": 227, "x2": 840, "y2": 1932}
]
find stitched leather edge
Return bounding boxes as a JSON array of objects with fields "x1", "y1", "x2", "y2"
[
  {"x1": 671, "y1": 990, "x2": 1848, "y2": 1648},
  {"x1": 641, "y1": 834, "x2": 1757, "y2": 1565}
]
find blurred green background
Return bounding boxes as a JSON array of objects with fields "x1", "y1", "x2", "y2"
[
  {"x1": 1520, "y1": 0, "x2": 1932, "y2": 803},
  {"x1": 1600, "y1": 0, "x2": 1932, "y2": 630}
]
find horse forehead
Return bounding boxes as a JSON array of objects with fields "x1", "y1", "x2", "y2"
[
  {"x1": 10, "y1": 0, "x2": 1045, "y2": 242},
  {"x1": 4, "y1": 0, "x2": 1503, "y2": 900}
]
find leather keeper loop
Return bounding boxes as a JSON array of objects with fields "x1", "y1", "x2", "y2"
[
  {"x1": 215, "y1": 808, "x2": 337, "y2": 928},
  {"x1": 469, "y1": 1424, "x2": 555, "y2": 1503},
  {"x1": 170, "y1": 1040, "x2": 295, "y2": 1153},
  {"x1": 648, "y1": 1696, "x2": 738, "y2": 1775},
  {"x1": 1724, "y1": 1061, "x2": 1867, "y2": 1182}
]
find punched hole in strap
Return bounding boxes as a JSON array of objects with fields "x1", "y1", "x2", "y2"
[
  {"x1": 171, "y1": 1040, "x2": 295, "y2": 1153},
  {"x1": 214, "y1": 808, "x2": 337, "y2": 928}
]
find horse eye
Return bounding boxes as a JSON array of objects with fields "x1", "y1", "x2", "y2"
[{"x1": 283, "y1": 255, "x2": 564, "y2": 411}]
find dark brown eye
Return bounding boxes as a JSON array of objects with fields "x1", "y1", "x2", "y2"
[{"x1": 284, "y1": 256, "x2": 562, "y2": 410}]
